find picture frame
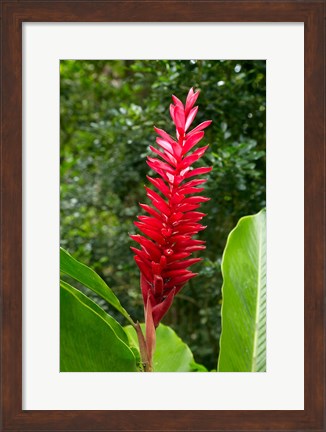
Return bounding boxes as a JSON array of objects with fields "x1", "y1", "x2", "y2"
[{"x1": 1, "y1": 1, "x2": 324, "y2": 431}]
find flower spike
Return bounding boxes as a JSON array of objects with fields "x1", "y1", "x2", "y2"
[{"x1": 131, "y1": 88, "x2": 212, "y2": 369}]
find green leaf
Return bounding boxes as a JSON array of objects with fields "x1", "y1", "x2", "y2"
[
  {"x1": 125, "y1": 324, "x2": 207, "y2": 372},
  {"x1": 60, "y1": 280, "x2": 138, "y2": 371},
  {"x1": 60, "y1": 247, "x2": 133, "y2": 324},
  {"x1": 218, "y1": 209, "x2": 266, "y2": 372}
]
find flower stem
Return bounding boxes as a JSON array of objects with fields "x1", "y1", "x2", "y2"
[{"x1": 134, "y1": 321, "x2": 153, "y2": 372}]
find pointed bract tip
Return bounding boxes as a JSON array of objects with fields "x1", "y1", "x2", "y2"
[{"x1": 187, "y1": 87, "x2": 194, "y2": 96}]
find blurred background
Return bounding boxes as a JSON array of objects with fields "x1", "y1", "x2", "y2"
[{"x1": 60, "y1": 60, "x2": 266, "y2": 370}]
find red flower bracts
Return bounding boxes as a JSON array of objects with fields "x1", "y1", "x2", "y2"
[{"x1": 131, "y1": 88, "x2": 212, "y2": 335}]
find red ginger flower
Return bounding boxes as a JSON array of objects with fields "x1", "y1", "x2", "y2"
[{"x1": 131, "y1": 88, "x2": 212, "y2": 331}]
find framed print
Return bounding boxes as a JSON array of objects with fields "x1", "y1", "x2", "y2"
[
  {"x1": 1, "y1": 1, "x2": 324, "y2": 431},
  {"x1": 24, "y1": 22, "x2": 302, "y2": 410}
]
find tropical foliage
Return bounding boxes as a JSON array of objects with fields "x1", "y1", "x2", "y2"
[{"x1": 60, "y1": 60, "x2": 266, "y2": 370}]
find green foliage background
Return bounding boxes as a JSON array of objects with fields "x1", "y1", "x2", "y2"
[{"x1": 60, "y1": 60, "x2": 266, "y2": 370}]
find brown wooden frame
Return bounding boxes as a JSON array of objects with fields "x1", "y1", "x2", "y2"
[{"x1": 1, "y1": 1, "x2": 325, "y2": 431}]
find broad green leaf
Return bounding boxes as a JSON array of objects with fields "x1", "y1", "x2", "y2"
[
  {"x1": 60, "y1": 247, "x2": 133, "y2": 325},
  {"x1": 218, "y1": 209, "x2": 266, "y2": 372},
  {"x1": 125, "y1": 323, "x2": 207, "y2": 372},
  {"x1": 60, "y1": 281, "x2": 138, "y2": 372},
  {"x1": 61, "y1": 280, "x2": 129, "y2": 345}
]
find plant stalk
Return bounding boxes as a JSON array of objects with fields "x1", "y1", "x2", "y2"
[{"x1": 134, "y1": 322, "x2": 153, "y2": 372}]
